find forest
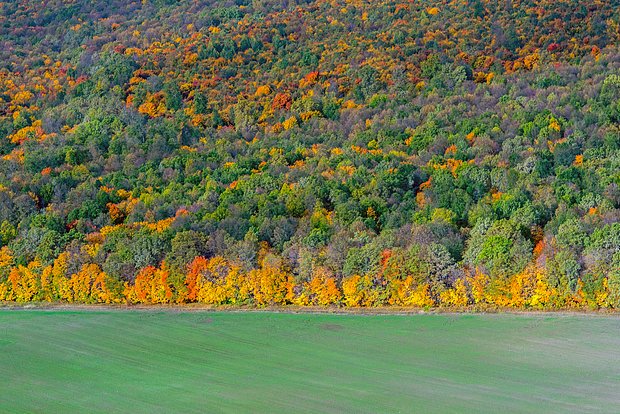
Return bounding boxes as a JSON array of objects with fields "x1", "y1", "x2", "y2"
[{"x1": 0, "y1": 0, "x2": 619, "y2": 309}]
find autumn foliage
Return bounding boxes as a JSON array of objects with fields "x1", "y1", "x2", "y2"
[
  {"x1": 0, "y1": 242, "x2": 615, "y2": 310},
  {"x1": 0, "y1": 0, "x2": 618, "y2": 311}
]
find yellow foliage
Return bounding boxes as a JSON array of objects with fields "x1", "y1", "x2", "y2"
[
  {"x1": 68, "y1": 265, "x2": 95, "y2": 303},
  {"x1": 192, "y1": 257, "x2": 244, "y2": 305},
  {"x1": 574, "y1": 154, "x2": 583, "y2": 166},
  {"x1": 407, "y1": 283, "x2": 434, "y2": 307},
  {"x1": 48, "y1": 253, "x2": 70, "y2": 301},
  {"x1": 474, "y1": 71, "x2": 488, "y2": 83},
  {"x1": 40, "y1": 265, "x2": 54, "y2": 301},
  {"x1": 523, "y1": 52, "x2": 540, "y2": 70},
  {"x1": 321, "y1": 278, "x2": 341, "y2": 305},
  {"x1": 12, "y1": 89, "x2": 34, "y2": 105},
  {"x1": 137, "y1": 93, "x2": 168, "y2": 117},
  {"x1": 135, "y1": 217, "x2": 174, "y2": 232},
  {"x1": 183, "y1": 53, "x2": 198, "y2": 65},
  {"x1": 342, "y1": 275, "x2": 363, "y2": 306},
  {"x1": 255, "y1": 85, "x2": 271, "y2": 97},
  {"x1": 246, "y1": 264, "x2": 292, "y2": 305},
  {"x1": 390, "y1": 277, "x2": 434, "y2": 307},
  {"x1": 305, "y1": 270, "x2": 341, "y2": 306},
  {"x1": 343, "y1": 99, "x2": 357, "y2": 109},
  {"x1": 439, "y1": 278, "x2": 469, "y2": 307},
  {"x1": 282, "y1": 116, "x2": 298, "y2": 130},
  {"x1": 528, "y1": 272, "x2": 556, "y2": 309},
  {"x1": 506, "y1": 268, "x2": 537, "y2": 308},
  {"x1": 468, "y1": 270, "x2": 489, "y2": 304},
  {"x1": 0, "y1": 246, "x2": 13, "y2": 269},
  {"x1": 9, "y1": 120, "x2": 46, "y2": 144},
  {"x1": 7, "y1": 263, "x2": 41, "y2": 302},
  {"x1": 595, "y1": 278, "x2": 611, "y2": 309},
  {"x1": 485, "y1": 278, "x2": 511, "y2": 307},
  {"x1": 338, "y1": 165, "x2": 355, "y2": 176},
  {"x1": 549, "y1": 119, "x2": 561, "y2": 132},
  {"x1": 300, "y1": 111, "x2": 321, "y2": 122},
  {"x1": 91, "y1": 266, "x2": 120, "y2": 303}
]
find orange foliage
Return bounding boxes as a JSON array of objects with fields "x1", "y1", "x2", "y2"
[
  {"x1": 138, "y1": 92, "x2": 168, "y2": 117},
  {"x1": 126, "y1": 264, "x2": 174, "y2": 304},
  {"x1": 303, "y1": 268, "x2": 342, "y2": 306},
  {"x1": 272, "y1": 93, "x2": 292, "y2": 110},
  {"x1": 91, "y1": 266, "x2": 121, "y2": 303},
  {"x1": 574, "y1": 154, "x2": 583, "y2": 166}
]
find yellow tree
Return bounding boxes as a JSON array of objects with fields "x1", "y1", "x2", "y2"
[
  {"x1": 388, "y1": 276, "x2": 434, "y2": 308},
  {"x1": 305, "y1": 268, "x2": 342, "y2": 306},
  {"x1": 89, "y1": 264, "x2": 122, "y2": 303},
  {"x1": 342, "y1": 275, "x2": 363, "y2": 307},
  {"x1": 50, "y1": 253, "x2": 71, "y2": 301},
  {"x1": 151, "y1": 264, "x2": 174, "y2": 304},
  {"x1": 0, "y1": 247, "x2": 14, "y2": 300},
  {"x1": 246, "y1": 263, "x2": 293, "y2": 306},
  {"x1": 528, "y1": 268, "x2": 557, "y2": 309},
  {"x1": 439, "y1": 278, "x2": 470, "y2": 307},
  {"x1": 341, "y1": 275, "x2": 379, "y2": 307},
  {"x1": 125, "y1": 265, "x2": 166, "y2": 304},
  {"x1": 467, "y1": 268, "x2": 489, "y2": 306},
  {"x1": 68, "y1": 264, "x2": 95, "y2": 303},
  {"x1": 185, "y1": 256, "x2": 241, "y2": 305},
  {"x1": 506, "y1": 267, "x2": 537, "y2": 308},
  {"x1": 195, "y1": 257, "x2": 238, "y2": 305},
  {"x1": 7, "y1": 260, "x2": 42, "y2": 302}
]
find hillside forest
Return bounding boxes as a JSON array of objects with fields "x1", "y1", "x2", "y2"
[{"x1": 0, "y1": 0, "x2": 619, "y2": 309}]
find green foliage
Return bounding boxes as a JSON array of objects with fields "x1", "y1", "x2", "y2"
[
  {"x1": 0, "y1": 221, "x2": 17, "y2": 246},
  {"x1": 0, "y1": 0, "x2": 617, "y2": 294},
  {"x1": 465, "y1": 219, "x2": 532, "y2": 279}
]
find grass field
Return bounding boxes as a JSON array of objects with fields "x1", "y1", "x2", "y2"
[{"x1": 1, "y1": 310, "x2": 619, "y2": 413}]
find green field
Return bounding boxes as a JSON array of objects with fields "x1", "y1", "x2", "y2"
[{"x1": 1, "y1": 311, "x2": 619, "y2": 413}]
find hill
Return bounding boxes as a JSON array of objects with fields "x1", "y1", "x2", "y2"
[{"x1": 0, "y1": 0, "x2": 619, "y2": 308}]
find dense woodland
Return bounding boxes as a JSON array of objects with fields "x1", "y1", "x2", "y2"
[{"x1": 0, "y1": 0, "x2": 619, "y2": 308}]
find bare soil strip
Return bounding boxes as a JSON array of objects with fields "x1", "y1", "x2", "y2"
[{"x1": 1, "y1": 302, "x2": 618, "y2": 317}]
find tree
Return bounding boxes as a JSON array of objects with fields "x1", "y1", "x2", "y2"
[
  {"x1": 0, "y1": 221, "x2": 17, "y2": 246},
  {"x1": 465, "y1": 219, "x2": 532, "y2": 279},
  {"x1": 168, "y1": 230, "x2": 210, "y2": 272}
]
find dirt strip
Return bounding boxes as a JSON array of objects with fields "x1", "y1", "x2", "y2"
[{"x1": 1, "y1": 302, "x2": 619, "y2": 317}]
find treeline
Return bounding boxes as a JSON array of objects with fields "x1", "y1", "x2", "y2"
[{"x1": 0, "y1": 249, "x2": 614, "y2": 309}]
